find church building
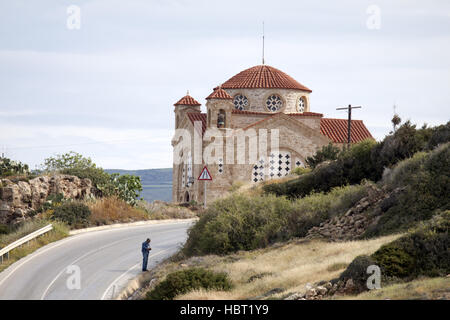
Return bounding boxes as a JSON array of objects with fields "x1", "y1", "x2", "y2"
[{"x1": 171, "y1": 65, "x2": 373, "y2": 204}]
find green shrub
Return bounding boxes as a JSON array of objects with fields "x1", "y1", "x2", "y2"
[
  {"x1": 183, "y1": 194, "x2": 291, "y2": 256},
  {"x1": 339, "y1": 255, "x2": 377, "y2": 293},
  {"x1": 146, "y1": 268, "x2": 232, "y2": 300},
  {"x1": 305, "y1": 143, "x2": 341, "y2": 169},
  {"x1": 291, "y1": 167, "x2": 311, "y2": 176},
  {"x1": 182, "y1": 184, "x2": 369, "y2": 256},
  {"x1": 97, "y1": 173, "x2": 143, "y2": 206},
  {"x1": 0, "y1": 157, "x2": 30, "y2": 177},
  {"x1": 51, "y1": 202, "x2": 91, "y2": 227},
  {"x1": 40, "y1": 151, "x2": 142, "y2": 205},
  {"x1": 263, "y1": 140, "x2": 376, "y2": 199},
  {"x1": 0, "y1": 224, "x2": 8, "y2": 235},
  {"x1": 370, "y1": 121, "x2": 433, "y2": 181},
  {"x1": 37, "y1": 193, "x2": 65, "y2": 213},
  {"x1": 364, "y1": 143, "x2": 450, "y2": 236},
  {"x1": 264, "y1": 122, "x2": 450, "y2": 199},
  {"x1": 371, "y1": 211, "x2": 449, "y2": 280},
  {"x1": 426, "y1": 121, "x2": 450, "y2": 150},
  {"x1": 62, "y1": 167, "x2": 110, "y2": 193}
]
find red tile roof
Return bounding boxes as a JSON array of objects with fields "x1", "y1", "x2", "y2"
[
  {"x1": 320, "y1": 118, "x2": 373, "y2": 143},
  {"x1": 221, "y1": 65, "x2": 312, "y2": 92},
  {"x1": 206, "y1": 87, "x2": 233, "y2": 100},
  {"x1": 187, "y1": 112, "x2": 207, "y2": 135},
  {"x1": 174, "y1": 94, "x2": 201, "y2": 106}
]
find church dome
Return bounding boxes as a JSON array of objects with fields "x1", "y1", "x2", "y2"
[
  {"x1": 174, "y1": 94, "x2": 201, "y2": 106},
  {"x1": 221, "y1": 65, "x2": 312, "y2": 92},
  {"x1": 206, "y1": 87, "x2": 233, "y2": 100}
]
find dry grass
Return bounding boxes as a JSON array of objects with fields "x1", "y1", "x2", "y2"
[
  {"x1": 230, "y1": 175, "x2": 298, "y2": 198},
  {"x1": 0, "y1": 221, "x2": 69, "y2": 273},
  {"x1": 338, "y1": 277, "x2": 450, "y2": 300},
  {"x1": 87, "y1": 197, "x2": 149, "y2": 225},
  {"x1": 139, "y1": 200, "x2": 198, "y2": 220},
  {"x1": 139, "y1": 234, "x2": 401, "y2": 300}
]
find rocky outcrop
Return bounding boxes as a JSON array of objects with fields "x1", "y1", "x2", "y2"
[
  {"x1": 0, "y1": 175, "x2": 92, "y2": 224},
  {"x1": 306, "y1": 185, "x2": 406, "y2": 241},
  {"x1": 285, "y1": 279, "x2": 358, "y2": 300}
]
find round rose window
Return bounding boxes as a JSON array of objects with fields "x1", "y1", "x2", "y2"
[{"x1": 266, "y1": 95, "x2": 283, "y2": 112}]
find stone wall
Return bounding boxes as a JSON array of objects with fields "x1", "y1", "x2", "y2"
[{"x1": 0, "y1": 175, "x2": 92, "y2": 225}]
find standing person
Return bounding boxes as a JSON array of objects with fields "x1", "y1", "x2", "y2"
[{"x1": 141, "y1": 238, "x2": 152, "y2": 272}]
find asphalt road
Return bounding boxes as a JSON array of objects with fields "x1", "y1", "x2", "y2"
[{"x1": 0, "y1": 220, "x2": 194, "y2": 300}]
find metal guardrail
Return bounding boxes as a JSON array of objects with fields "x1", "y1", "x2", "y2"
[{"x1": 0, "y1": 224, "x2": 53, "y2": 263}]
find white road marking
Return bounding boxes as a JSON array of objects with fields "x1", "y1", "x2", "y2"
[
  {"x1": 100, "y1": 247, "x2": 173, "y2": 300},
  {"x1": 40, "y1": 235, "x2": 138, "y2": 300},
  {"x1": 40, "y1": 230, "x2": 177, "y2": 300}
]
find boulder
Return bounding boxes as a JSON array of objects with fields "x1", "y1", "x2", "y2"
[{"x1": 0, "y1": 174, "x2": 92, "y2": 224}]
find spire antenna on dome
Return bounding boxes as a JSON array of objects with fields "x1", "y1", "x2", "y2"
[
  {"x1": 187, "y1": 90, "x2": 190, "y2": 95},
  {"x1": 262, "y1": 21, "x2": 265, "y2": 65}
]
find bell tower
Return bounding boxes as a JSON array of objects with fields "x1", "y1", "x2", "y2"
[
  {"x1": 173, "y1": 91, "x2": 201, "y2": 129},
  {"x1": 205, "y1": 86, "x2": 233, "y2": 129}
]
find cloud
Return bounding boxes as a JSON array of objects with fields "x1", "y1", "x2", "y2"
[{"x1": 0, "y1": 0, "x2": 449, "y2": 169}]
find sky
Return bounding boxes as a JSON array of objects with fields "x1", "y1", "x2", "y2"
[{"x1": 0, "y1": 0, "x2": 449, "y2": 170}]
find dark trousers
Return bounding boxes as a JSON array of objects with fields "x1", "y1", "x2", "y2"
[{"x1": 142, "y1": 252, "x2": 149, "y2": 271}]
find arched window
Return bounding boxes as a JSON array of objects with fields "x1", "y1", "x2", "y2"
[
  {"x1": 266, "y1": 94, "x2": 283, "y2": 112},
  {"x1": 233, "y1": 94, "x2": 249, "y2": 110},
  {"x1": 217, "y1": 109, "x2": 226, "y2": 128}
]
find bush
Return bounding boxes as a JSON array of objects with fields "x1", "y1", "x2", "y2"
[
  {"x1": 62, "y1": 167, "x2": 110, "y2": 193},
  {"x1": 371, "y1": 211, "x2": 449, "y2": 280},
  {"x1": 0, "y1": 224, "x2": 8, "y2": 235},
  {"x1": 291, "y1": 167, "x2": 311, "y2": 176},
  {"x1": 305, "y1": 143, "x2": 341, "y2": 169},
  {"x1": 364, "y1": 143, "x2": 450, "y2": 236},
  {"x1": 146, "y1": 268, "x2": 232, "y2": 300},
  {"x1": 264, "y1": 122, "x2": 450, "y2": 199},
  {"x1": 97, "y1": 174, "x2": 143, "y2": 206},
  {"x1": 370, "y1": 121, "x2": 433, "y2": 181},
  {"x1": 264, "y1": 140, "x2": 376, "y2": 199},
  {"x1": 339, "y1": 255, "x2": 377, "y2": 293},
  {"x1": 426, "y1": 121, "x2": 450, "y2": 150},
  {"x1": 40, "y1": 152, "x2": 142, "y2": 205},
  {"x1": 51, "y1": 202, "x2": 91, "y2": 227},
  {"x1": 0, "y1": 157, "x2": 30, "y2": 177},
  {"x1": 183, "y1": 194, "x2": 291, "y2": 256},
  {"x1": 88, "y1": 197, "x2": 148, "y2": 225},
  {"x1": 182, "y1": 184, "x2": 369, "y2": 256}
]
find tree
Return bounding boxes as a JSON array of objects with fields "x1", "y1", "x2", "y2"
[
  {"x1": 391, "y1": 114, "x2": 401, "y2": 132},
  {"x1": 40, "y1": 152, "x2": 142, "y2": 205},
  {"x1": 41, "y1": 151, "x2": 96, "y2": 172}
]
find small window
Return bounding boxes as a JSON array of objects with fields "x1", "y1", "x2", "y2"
[
  {"x1": 266, "y1": 94, "x2": 283, "y2": 112},
  {"x1": 297, "y1": 97, "x2": 305, "y2": 112},
  {"x1": 233, "y1": 94, "x2": 249, "y2": 110},
  {"x1": 217, "y1": 109, "x2": 226, "y2": 128}
]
